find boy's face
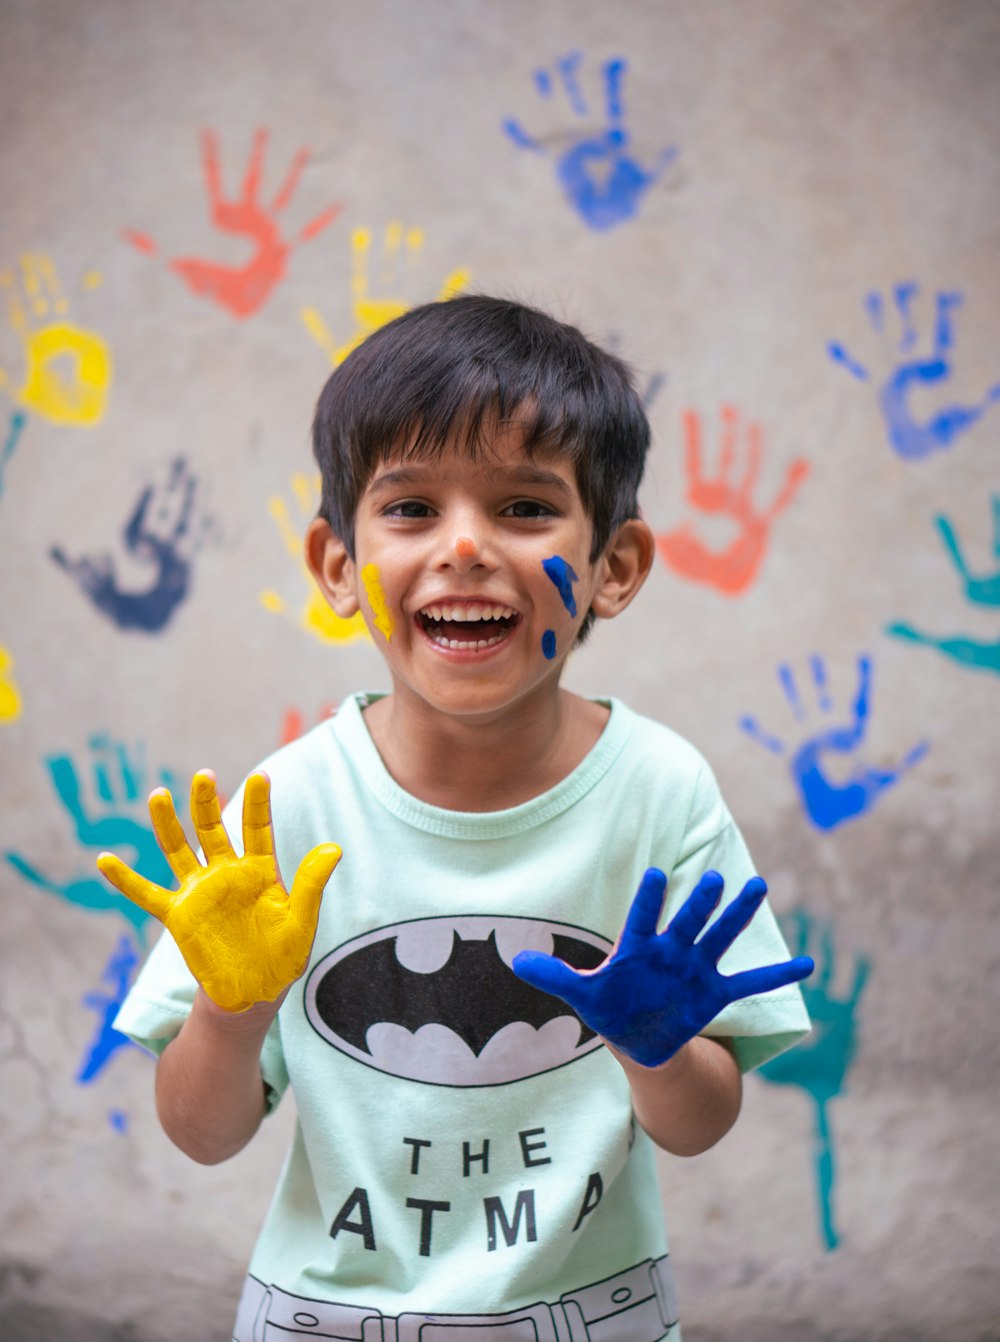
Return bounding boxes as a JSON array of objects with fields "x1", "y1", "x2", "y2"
[{"x1": 307, "y1": 421, "x2": 651, "y2": 725}]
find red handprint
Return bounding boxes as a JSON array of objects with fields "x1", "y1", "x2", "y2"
[
  {"x1": 656, "y1": 406, "x2": 809, "y2": 595},
  {"x1": 123, "y1": 129, "x2": 341, "y2": 319}
]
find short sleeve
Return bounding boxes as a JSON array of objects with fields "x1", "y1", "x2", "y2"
[{"x1": 660, "y1": 764, "x2": 811, "y2": 1073}]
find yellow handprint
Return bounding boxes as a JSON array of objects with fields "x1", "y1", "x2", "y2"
[
  {"x1": 96, "y1": 771, "x2": 342, "y2": 1013},
  {"x1": 0, "y1": 644, "x2": 22, "y2": 722},
  {"x1": 0, "y1": 255, "x2": 112, "y2": 426},
  {"x1": 260, "y1": 472, "x2": 369, "y2": 643},
  {"x1": 301, "y1": 222, "x2": 470, "y2": 367}
]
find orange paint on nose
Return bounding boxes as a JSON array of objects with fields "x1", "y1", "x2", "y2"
[{"x1": 455, "y1": 536, "x2": 476, "y2": 559}]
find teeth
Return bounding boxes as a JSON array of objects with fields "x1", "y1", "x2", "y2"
[
  {"x1": 422, "y1": 604, "x2": 515, "y2": 622},
  {"x1": 428, "y1": 630, "x2": 508, "y2": 650}
]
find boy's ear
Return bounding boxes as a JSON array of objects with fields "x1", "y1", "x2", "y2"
[
  {"x1": 304, "y1": 518, "x2": 361, "y2": 618},
  {"x1": 589, "y1": 518, "x2": 656, "y2": 621}
]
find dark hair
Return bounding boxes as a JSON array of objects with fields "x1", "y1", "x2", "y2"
[{"x1": 311, "y1": 295, "x2": 651, "y2": 639}]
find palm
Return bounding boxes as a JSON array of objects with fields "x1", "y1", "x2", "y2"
[
  {"x1": 97, "y1": 771, "x2": 342, "y2": 1012},
  {"x1": 514, "y1": 868, "x2": 813, "y2": 1068}
]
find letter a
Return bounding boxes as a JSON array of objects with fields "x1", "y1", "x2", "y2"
[
  {"x1": 330, "y1": 1187, "x2": 376, "y2": 1251},
  {"x1": 572, "y1": 1173, "x2": 603, "y2": 1232}
]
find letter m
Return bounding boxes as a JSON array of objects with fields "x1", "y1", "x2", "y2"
[{"x1": 484, "y1": 1190, "x2": 537, "y2": 1252}]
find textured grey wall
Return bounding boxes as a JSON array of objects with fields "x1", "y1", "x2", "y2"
[{"x1": 1, "y1": 2, "x2": 998, "y2": 1338}]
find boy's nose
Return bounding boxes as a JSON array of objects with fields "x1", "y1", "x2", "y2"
[{"x1": 455, "y1": 536, "x2": 477, "y2": 560}]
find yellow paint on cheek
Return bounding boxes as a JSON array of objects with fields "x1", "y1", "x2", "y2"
[{"x1": 361, "y1": 564, "x2": 395, "y2": 641}]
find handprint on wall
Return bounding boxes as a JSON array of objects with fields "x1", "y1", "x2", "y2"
[
  {"x1": 0, "y1": 644, "x2": 22, "y2": 722},
  {"x1": 0, "y1": 256, "x2": 111, "y2": 426},
  {"x1": 887, "y1": 497, "x2": 1000, "y2": 674},
  {"x1": 0, "y1": 409, "x2": 27, "y2": 496},
  {"x1": 503, "y1": 52, "x2": 677, "y2": 231},
  {"x1": 655, "y1": 406, "x2": 809, "y2": 595},
  {"x1": 759, "y1": 909, "x2": 870, "y2": 1250},
  {"x1": 280, "y1": 702, "x2": 338, "y2": 745},
  {"x1": 828, "y1": 283, "x2": 1000, "y2": 460},
  {"x1": 740, "y1": 655, "x2": 929, "y2": 831},
  {"x1": 51, "y1": 457, "x2": 213, "y2": 633},
  {"x1": 5, "y1": 736, "x2": 180, "y2": 939},
  {"x1": 259, "y1": 473, "x2": 368, "y2": 643},
  {"x1": 301, "y1": 223, "x2": 470, "y2": 367},
  {"x1": 124, "y1": 129, "x2": 341, "y2": 319}
]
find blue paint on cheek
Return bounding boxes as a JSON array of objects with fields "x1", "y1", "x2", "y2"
[
  {"x1": 542, "y1": 556, "x2": 579, "y2": 617},
  {"x1": 542, "y1": 630, "x2": 557, "y2": 659}
]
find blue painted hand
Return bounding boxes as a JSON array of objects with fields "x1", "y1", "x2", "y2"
[
  {"x1": 827, "y1": 283, "x2": 1000, "y2": 460},
  {"x1": 503, "y1": 53, "x2": 677, "y2": 232},
  {"x1": 513, "y1": 868, "x2": 814, "y2": 1068}
]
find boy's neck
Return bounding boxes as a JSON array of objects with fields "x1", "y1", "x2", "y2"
[{"x1": 362, "y1": 686, "x2": 610, "y2": 812}]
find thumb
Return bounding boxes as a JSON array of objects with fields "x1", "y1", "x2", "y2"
[
  {"x1": 512, "y1": 949, "x2": 586, "y2": 1010},
  {"x1": 96, "y1": 852, "x2": 171, "y2": 923},
  {"x1": 288, "y1": 843, "x2": 342, "y2": 935}
]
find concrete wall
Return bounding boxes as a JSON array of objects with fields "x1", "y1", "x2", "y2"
[{"x1": 1, "y1": 2, "x2": 998, "y2": 1337}]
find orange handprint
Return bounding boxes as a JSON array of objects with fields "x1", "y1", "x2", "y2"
[
  {"x1": 656, "y1": 406, "x2": 809, "y2": 595},
  {"x1": 124, "y1": 129, "x2": 341, "y2": 319}
]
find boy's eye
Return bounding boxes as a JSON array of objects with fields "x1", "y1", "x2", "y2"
[
  {"x1": 386, "y1": 500, "x2": 433, "y2": 518},
  {"x1": 503, "y1": 500, "x2": 556, "y2": 519}
]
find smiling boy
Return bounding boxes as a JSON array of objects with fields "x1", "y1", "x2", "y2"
[{"x1": 110, "y1": 295, "x2": 811, "y2": 1340}]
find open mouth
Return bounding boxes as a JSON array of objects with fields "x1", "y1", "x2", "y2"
[{"x1": 417, "y1": 602, "x2": 520, "y2": 651}]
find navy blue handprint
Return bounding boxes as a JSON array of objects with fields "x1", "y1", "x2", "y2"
[
  {"x1": 828, "y1": 283, "x2": 1000, "y2": 460},
  {"x1": 740, "y1": 655, "x2": 929, "y2": 831},
  {"x1": 503, "y1": 52, "x2": 677, "y2": 232},
  {"x1": 51, "y1": 456, "x2": 213, "y2": 632}
]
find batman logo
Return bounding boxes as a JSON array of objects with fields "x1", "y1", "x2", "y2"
[{"x1": 303, "y1": 915, "x2": 612, "y2": 1086}]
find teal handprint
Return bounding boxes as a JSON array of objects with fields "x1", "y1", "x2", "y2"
[
  {"x1": 759, "y1": 910, "x2": 870, "y2": 1250},
  {"x1": 888, "y1": 497, "x2": 1000, "y2": 674},
  {"x1": 6, "y1": 735, "x2": 180, "y2": 940}
]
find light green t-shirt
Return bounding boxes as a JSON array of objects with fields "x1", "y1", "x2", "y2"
[{"x1": 116, "y1": 695, "x2": 809, "y2": 1337}]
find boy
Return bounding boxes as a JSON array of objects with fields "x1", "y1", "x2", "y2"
[{"x1": 108, "y1": 295, "x2": 812, "y2": 1340}]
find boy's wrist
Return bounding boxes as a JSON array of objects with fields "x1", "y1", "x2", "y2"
[{"x1": 193, "y1": 985, "x2": 286, "y2": 1037}]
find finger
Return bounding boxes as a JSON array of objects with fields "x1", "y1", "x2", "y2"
[
  {"x1": 724, "y1": 955, "x2": 815, "y2": 1003},
  {"x1": 667, "y1": 870, "x2": 725, "y2": 945},
  {"x1": 190, "y1": 770, "x2": 237, "y2": 862},
  {"x1": 289, "y1": 843, "x2": 343, "y2": 933},
  {"x1": 96, "y1": 852, "x2": 171, "y2": 922},
  {"x1": 697, "y1": 875, "x2": 769, "y2": 963},
  {"x1": 148, "y1": 787, "x2": 202, "y2": 880},
  {"x1": 620, "y1": 867, "x2": 668, "y2": 941},
  {"x1": 241, "y1": 773, "x2": 276, "y2": 860},
  {"x1": 511, "y1": 950, "x2": 586, "y2": 1011}
]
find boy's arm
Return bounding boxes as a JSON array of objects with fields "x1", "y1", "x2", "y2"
[
  {"x1": 98, "y1": 771, "x2": 342, "y2": 1161},
  {"x1": 513, "y1": 868, "x2": 811, "y2": 1155},
  {"x1": 608, "y1": 1036, "x2": 742, "y2": 1156},
  {"x1": 154, "y1": 990, "x2": 281, "y2": 1164}
]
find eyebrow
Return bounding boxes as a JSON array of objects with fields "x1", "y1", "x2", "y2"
[{"x1": 368, "y1": 464, "x2": 574, "y2": 496}]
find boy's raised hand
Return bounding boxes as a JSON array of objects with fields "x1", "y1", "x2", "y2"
[
  {"x1": 96, "y1": 771, "x2": 342, "y2": 1013},
  {"x1": 512, "y1": 868, "x2": 814, "y2": 1068}
]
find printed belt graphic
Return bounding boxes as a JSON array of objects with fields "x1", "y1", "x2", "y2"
[{"x1": 234, "y1": 1256, "x2": 679, "y2": 1342}]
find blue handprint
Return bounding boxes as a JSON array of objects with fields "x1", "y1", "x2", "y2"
[
  {"x1": 828, "y1": 283, "x2": 1000, "y2": 460},
  {"x1": 513, "y1": 868, "x2": 813, "y2": 1068},
  {"x1": 51, "y1": 456, "x2": 213, "y2": 632},
  {"x1": 760, "y1": 910, "x2": 869, "y2": 1250},
  {"x1": 888, "y1": 497, "x2": 1000, "y2": 674},
  {"x1": 6, "y1": 735, "x2": 180, "y2": 939},
  {"x1": 77, "y1": 934, "x2": 142, "y2": 1087},
  {"x1": 503, "y1": 53, "x2": 677, "y2": 232},
  {"x1": 740, "y1": 655, "x2": 929, "y2": 831}
]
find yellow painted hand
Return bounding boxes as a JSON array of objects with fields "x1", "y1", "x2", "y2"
[{"x1": 96, "y1": 771, "x2": 342, "y2": 1012}]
